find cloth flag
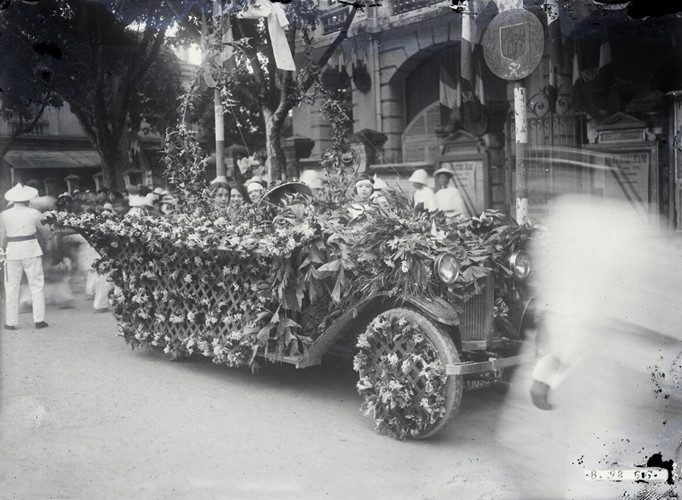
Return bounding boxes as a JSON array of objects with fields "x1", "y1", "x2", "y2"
[
  {"x1": 459, "y1": 0, "x2": 487, "y2": 136},
  {"x1": 598, "y1": 40, "x2": 614, "y2": 90},
  {"x1": 546, "y1": 0, "x2": 562, "y2": 113},
  {"x1": 237, "y1": 0, "x2": 296, "y2": 72},
  {"x1": 439, "y1": 62, "x2": 459, "y2": 110}
]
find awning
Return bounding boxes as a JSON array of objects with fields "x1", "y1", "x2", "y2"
[{"x1": 3, "y1": 150, "x2": 101, "y2": 170}]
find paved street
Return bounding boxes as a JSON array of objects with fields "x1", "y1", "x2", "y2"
[{"x1": 2, "y1": 294, "x2": 560, "y2": 499}]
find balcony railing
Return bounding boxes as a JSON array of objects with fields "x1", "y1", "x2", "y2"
[
  {"x1": 392, "y1": 0, "x2": 442, "y2": 15},
  {"x1": 10, "y1": 121, "x2": 48, "y2": 136},
  {"x1": 320, "y1": 6, "x2": 350, "y2": 35}
]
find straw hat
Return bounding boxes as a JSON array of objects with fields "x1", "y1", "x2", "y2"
[
  {"x1": 408, "y1": 169, "x2": 429, "y2": 186},
  {"x1": 4, "y1": 183, "x2": 39, "y2": 203},
  {"x1": 373, "y1": 177, "x2": 388, "y2": 191},
  {"x1": 434, "y1": 166, "x2": 454, "y2": 177},
  {"x1": 144, "y1": 193, "x2": 157, "y2": 207}
]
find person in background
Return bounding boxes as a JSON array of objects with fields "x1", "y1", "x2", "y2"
[
  {"x1": 347, "y1": 173, "x2": 375, "y2": 220},
  {"x1": 229, "y1": 183, "x2": 248, "y2": 210},
  {"x1": 0, "y1": 183, "x2": 50, "y2": 330},
  {"x1": 210, "y1": 176, "x2": 232, "y2": 217},
  {"x1": 299, "y1": 170, "x2": 324, "y2": 198},
  {"x1": 245, "y1": 178, "x2": 265, "y2": 203},
  {"x1": 370, "y1": 176, "x2": 390, "y2": 210},
  {"x1": 408, "y1": 169, "x2": 436, "y2": 212},
  {"x1": 92, "y1": 203, "x2": 114, "y2": 312},
  {"x1": 96, "y1": 188, "x2": 109, "y2": 205},
  {"x1": 433, "y1": 166, "x2": 469, "y2": 218},
  {"x1": 144, "y1": 192, "x2": 161, "y2": 216},
  {"x1": 111, "y1": 198, "x2": 129, "y2": 215},
  {"x1": 57, "y1": 192, "x2": 74, "y2": 212},
  {"x1": 126, "y1": 185, "x2": 151, "y2": 216},
  {"x1": 108, "y1": 189, "x2": 124, "y2": 203},
  {"x1": 159, "y1": 191, "x2": 178, "y2": 216},
  {"x1": 26, "y1": 179, "x2": 57, "y2": 212}
]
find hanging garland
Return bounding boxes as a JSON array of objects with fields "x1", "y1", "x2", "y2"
[{"x1": 353, "y1": 314, "x2": 449, "y2": 440}]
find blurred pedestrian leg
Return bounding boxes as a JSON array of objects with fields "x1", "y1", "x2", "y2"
[
  {"x1": 93, "y1": 275, "x2": 112, "y2": 312},
  {"x1": 5, "y1": 257, "x2": 45, "y2": 326}
]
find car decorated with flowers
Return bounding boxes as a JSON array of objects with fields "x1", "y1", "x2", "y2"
[{"x1": 44, "y1": 139, "x2": 537, "y2": 440}]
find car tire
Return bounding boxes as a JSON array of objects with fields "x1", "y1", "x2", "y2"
[{"x1": 358, "y1": 308, "x2": 463, "y2": 439}]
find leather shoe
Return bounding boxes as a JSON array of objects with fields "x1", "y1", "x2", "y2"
[
  {"x1": 34, "y1": 321, "x2": 49, "y2": 329},
  {"x1": 4, "y1": 324, "x2": 17, "y2": 331}
]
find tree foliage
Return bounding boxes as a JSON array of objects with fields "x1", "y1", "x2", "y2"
[
  {"x1": 0, "y1": 0, "x2": 185, "y2": 188},
  {"x1": 177, "y1": 0, "x2": 379, "y2": 181}
]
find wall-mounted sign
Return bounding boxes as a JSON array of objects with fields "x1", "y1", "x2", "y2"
[
  {"x1": 603, "y1": 152, "x2": 650, "y2": 213},
  {"x1": 482, "y1": 9, "x2": 544, "y2": 81}
]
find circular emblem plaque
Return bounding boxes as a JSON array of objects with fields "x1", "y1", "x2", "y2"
[{"x1": 482, "y1": 9, "x2": 544, "y2": 81}]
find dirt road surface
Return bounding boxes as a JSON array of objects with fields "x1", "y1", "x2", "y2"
[{"x1": 0, "y1": 295, "x2": 589, "y2": 499}]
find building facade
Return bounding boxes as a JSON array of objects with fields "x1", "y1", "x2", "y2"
[
  {"x1": 290, "y1": 0, "x2": 682, "y2": 227},
  {"x1": 0, "y1": 51, "x2": 199, "y2": 198}
]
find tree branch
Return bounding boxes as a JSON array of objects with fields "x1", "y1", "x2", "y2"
[{"x1": 302, "y1": 6, "x2": 359, "y2": 92}]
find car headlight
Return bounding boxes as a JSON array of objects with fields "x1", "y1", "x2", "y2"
[
  {"x1": 509, "y1": 251, "x2": 531, "y2": 280},
  {"x1": 434, "y1": 253, "x2": 460, "y2": 285}
]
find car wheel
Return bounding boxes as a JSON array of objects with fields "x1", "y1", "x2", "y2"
[{"x1": 354, "y1": 308, "x2": 463, "y2": 440}]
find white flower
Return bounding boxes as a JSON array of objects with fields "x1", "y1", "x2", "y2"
[
  {"x1": 387, "y1": 353, "x2": 399, "y2": 367},
  {"x1": 357, "y1": 377, "x2": 374, "y2": 392},
  {"x1": 401, "y1": 260, "x2": 409, "y2": 273},
  {"x1": 356, "y1": 333, "x2": 371, "y2": 349}
]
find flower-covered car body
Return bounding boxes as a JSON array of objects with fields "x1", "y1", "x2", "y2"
[{"x1": 44, "y1": 189, "x2": 536, "y2": 440}]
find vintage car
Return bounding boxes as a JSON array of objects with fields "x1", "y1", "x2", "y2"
[{"x1": 45, "y1": 182, "x2": 537, "y2": 440}]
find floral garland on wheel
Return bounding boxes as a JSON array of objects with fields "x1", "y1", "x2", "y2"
[{"x1": 353, "y1": 315, "x2": 448, "y2": 440}]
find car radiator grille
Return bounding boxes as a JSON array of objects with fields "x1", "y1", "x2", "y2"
[{"x1": 453, "y1": 275, "x2": 495, "y2": 342}]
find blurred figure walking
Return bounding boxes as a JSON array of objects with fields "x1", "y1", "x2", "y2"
[{"x1": 499, "y1": 195, "x2": 682, "y2": 499}]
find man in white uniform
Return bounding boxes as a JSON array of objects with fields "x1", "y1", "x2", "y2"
[
  {"x1": 408, "y1": 169, "x2": 436, "y2": 211},
  {"x1": 433, "y1": 166, "x2": 470, "y2": 218},
  {"x1": 1, "y1": 184, "x2": 49, "y2": 330}
]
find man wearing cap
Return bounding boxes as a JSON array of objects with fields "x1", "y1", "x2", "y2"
[
  {"x1": 408, "y1": 169, "x2": 436, "y2": 212},
  {"x1": 0, "y1": 184, "x2": 50, "y2": 330},
  {"x1": 433, "y1": 166, "x2": 470, "y2": 218}
]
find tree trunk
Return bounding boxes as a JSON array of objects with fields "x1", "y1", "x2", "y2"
[
  {"x1": 98, "y1": 128, "x2": 132, "y2": 191},
  {"x1": 263, "y1": 108, "x2": 287, "y2": 183}
]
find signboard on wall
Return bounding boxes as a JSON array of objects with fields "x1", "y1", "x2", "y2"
[
  {"x1": 439, "y1": 160, "x2": 485, "y2": 215},
  {"x1": 603, "y1": 152, "x2": 650, "y2": 213}
]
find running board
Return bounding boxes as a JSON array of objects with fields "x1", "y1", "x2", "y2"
[{"x1": 446, "y1": 352, "x2": 537, "y2": 375}]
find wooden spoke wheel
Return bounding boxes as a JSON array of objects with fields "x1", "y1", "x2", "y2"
[{"x1": 356, "y1": 308, "x2": 463, "y2": 439}]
